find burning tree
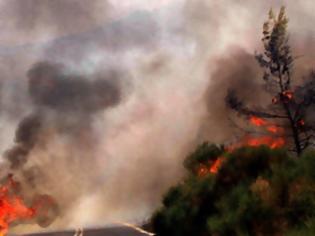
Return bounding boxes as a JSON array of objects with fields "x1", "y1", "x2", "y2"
[
  {"x1": 226, "y1": 7, "x2": 315, "y2": 155},
  {"x1": 151, "y1": 7, "x2": 315, "y2": 236},
  {"x1": 152, "y1": 144, "x2": 315, "y2": 235}
]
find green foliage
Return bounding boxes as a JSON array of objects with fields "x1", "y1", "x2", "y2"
[
  {"x1": 256, "y1": 6, "x2": 293, "y2": 95},
  {"x1": 152, "y1": 175, "x2": 216, "y2": 236},
  {"x1": 151, "y1": 145, "x2": 315, "y2": 235}
]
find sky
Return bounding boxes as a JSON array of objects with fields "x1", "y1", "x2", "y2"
[
  {"x1": 109, "y1": 0, "x2": 179, "y2": 12},
  {"x1": 0, "y1": 0, "x2": 183, "y2": 46}
]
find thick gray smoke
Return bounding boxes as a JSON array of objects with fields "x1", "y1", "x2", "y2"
[
  {"x1": 5, "y1": 61, "x2": 121, "y2": 171},
  {"x1": 0, "y1": 0, "x2": 314, "y2": 234},
  {"x1": 5, "y1": 114, "x2": 42, "y2": 169},
  {"x1": 2, "y1": 60, "x2": 123, "y2": 233},
  {"x1": 28, "y1": 62, "x2": 121, "y2": 112},
  {"x1": 202, "y1": 48, "x2": 265, "y2": 142}
]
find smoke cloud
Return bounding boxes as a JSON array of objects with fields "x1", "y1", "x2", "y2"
[
  {"x1": 0, "y1": 0, "x2": 111, "y2": 45},
  {"x1": 28, "y1": 62, "x2": 121, "y2": 112}
]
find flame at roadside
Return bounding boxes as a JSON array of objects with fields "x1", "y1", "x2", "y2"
[
  {"x1": 0, "y1": 175, "x2": 58, "y2": 236},
  {"x1": 0, "y1": 176, "x2": 34, "y2": 236}
]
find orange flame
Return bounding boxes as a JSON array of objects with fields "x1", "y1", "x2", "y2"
[
  {"x1": 245, "y1": 136, "x2": 285, "y2": 149},
  {"x1": 210, "y1": 158, "x2": 223, "y2": 174},
  {"x1": 198, "y1": 116, "x2": 286, "y2": 177},
  {"x1": 0, "y1": 176, "x2": 35, "y2": 236},
  {"x1": 197, "y1": 114, "x2": 286, "y2": 177},
  {"x1": 249, "y1": 116, "x2": 283, "y2": 134},
  {"x1": 198, "y1": 157, "x2": 224, "y2": 176},
  {"x1": 266, "y1": 125, "x2": 281, "y2": 134},
  {"x1": 241, "y1": 116, "x2": 285, "y2": 149},
  {"x1": 246, "y1": 116, "x2": 285, "y2": 149},
  {"x1": 249, "y1": 116, "x2": 266, "y2": 127}
]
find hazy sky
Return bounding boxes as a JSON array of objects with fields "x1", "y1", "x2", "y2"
[
  {"x1": 0, "y1": 0, "x2": 184, "y2": 46},
  {"x1": 109, "y1": 0, "x2": 180, "y2": 11}
]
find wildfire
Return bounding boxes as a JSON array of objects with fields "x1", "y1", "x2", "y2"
[
  {"x1": 236, "y1": 116, "x2": 285, "y2": 150},
  {"x1": 198, "y1": 157, "x2": 224, "y2": 176},
  {"x1": 210, "y1": 158, "x2": 223, "y2": 174},
  {"x1": 249, "y1": 116, "x2": 266, "y2": 127},
  {"x1": 243, "y1": 116, "x2": 285, "y2": 148},
  {"x1": 0, "y1": 175, "x2": 58, "y2": 236},
  {"x1": 266, "y1": 125, "x2": 280, "y2": 134},
  {"x1": 245, "y1": 136, "x2": 285, "y2": 149},
  {"x1": 198, "y1": 116, "x2": 285, "y2": 177},
  {"x1": 0, "y1": 176, "x2": 35, "y2": 236}
]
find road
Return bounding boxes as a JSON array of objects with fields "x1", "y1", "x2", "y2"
[{"x1": 19, "y1": 224, "x2": 155, "y2": 236}]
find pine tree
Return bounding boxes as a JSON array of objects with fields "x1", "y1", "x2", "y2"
[{"x1": 226, "y1": 7, "x2": 315, "y2": 155}]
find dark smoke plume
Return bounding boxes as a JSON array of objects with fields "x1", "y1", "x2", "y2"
[
  {"x1": 5, "y1": 61, "x2": 122, "y2": 170},
  {"x1": 28, "y1": 62, "x2": 121, "y2": 112},
  {"x1": 201, "y1": 48, "x2": 267, "y2": 143},
  {"x1": 1, "y1": 60, "x2": 123, "y2": 231},
  {"x1": 4, "y1": 114, "x2": 42, "y2": 169}
]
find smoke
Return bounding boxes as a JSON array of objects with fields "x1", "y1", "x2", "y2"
[
  {"x1": 1, "y1": 0, "x2": 111, "y2": 44},
  {"x1": 1, "y1": 60, "x2": 123, "y2": 233},
  {"x1": 189, "y1": 0, "x2": 315, "y2": 144},
  {"x1": 28, "y1": 62, "x2": 121, "y2": 112},
  {"x1": 0, "y1": 0, "x2": 315, "y2": 234},
  {"x1": 5, "y1": 114, "x2": 42, "y2": 169},
  {"x1": 201, "y1": 47, "x2": 277, "y2": 143},
  {"x1": 4, "y1": 60, "x2": 122, "y2": 172}
]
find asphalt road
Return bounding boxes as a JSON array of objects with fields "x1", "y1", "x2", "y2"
[{"x1": 21, "y1": 225, "x2": 155, "y2": 236}]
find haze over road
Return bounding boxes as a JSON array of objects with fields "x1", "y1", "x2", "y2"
[
  {"x1": 19, "y1": 225, "x2": 154, "y2": 236},
  {"x1": 15, "y1": 223, "x2": 155, "y2": 236}
]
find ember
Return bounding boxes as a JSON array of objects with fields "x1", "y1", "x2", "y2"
[
  {"x1": 272, "y1": 97, "x2": 278, "y2": 104},
  {"x1": 282, "y1": 90, "x2": 294, "y2": 100},
  {"x1": 198, "y1": 165, "x2": 209, "y2": 177},
  {"x1": 298, "y1": 119, "x2": 305, "y2": 127}
]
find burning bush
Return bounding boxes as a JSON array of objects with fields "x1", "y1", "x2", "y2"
[
  {"x1": 151, "y1": 144, "x2": 315, "y2": 235},
  {"x1": 0, "y1": 175, "x2": 59, "y2": 236}
]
